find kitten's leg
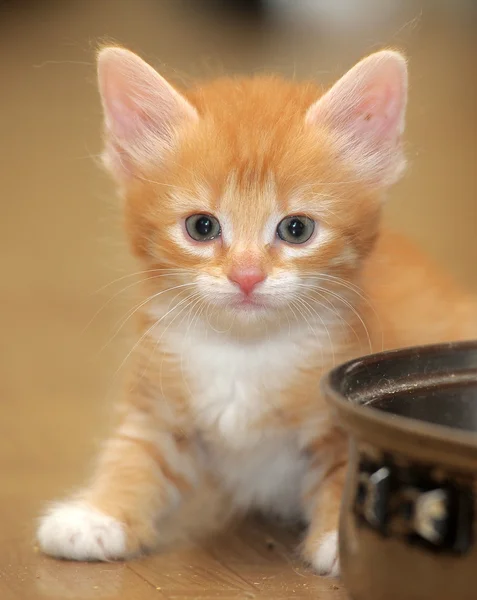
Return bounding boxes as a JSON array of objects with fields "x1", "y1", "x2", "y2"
[
  {"x1": 37, "y1": 408, "x2": 201, "y2": 561},
  {"x1": 301, "y1": 429, "x2": 347, "y2": 577}
]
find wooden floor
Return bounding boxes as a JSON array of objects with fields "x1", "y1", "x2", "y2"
[{"x1": 0, "y1": 1, "x2": 476, "y2": 599}]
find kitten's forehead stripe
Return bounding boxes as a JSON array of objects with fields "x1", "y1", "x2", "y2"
[{"x1": 218, "y1": 171, "x2": 278, "y2": 245}]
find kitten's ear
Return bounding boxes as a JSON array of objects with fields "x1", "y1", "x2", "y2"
[
  {"x1": 97, "y1": 47, "x2": 198, "y2": 181},
  {"x1": 306, "y1": 50, "x2": 408, "y2": 187}
]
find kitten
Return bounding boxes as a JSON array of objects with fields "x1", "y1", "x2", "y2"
[{"x1": 37, "y1": 47, "x2": 477, "y2": 576}]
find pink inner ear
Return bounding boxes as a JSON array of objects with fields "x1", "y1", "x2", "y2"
[
  {"x1": 98, "y1": 47, "x2": 198, "y2": 179},
  {"x1": 349, "y1": 81, "x2": 404, "y2": 144},
  {"x1": 306, "y1": 51, "x2": 408, "y2": 185},
  {"x1": 103, "y1": 72, "x2": 181, "y2": 144}
]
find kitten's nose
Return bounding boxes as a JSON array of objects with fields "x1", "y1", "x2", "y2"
[{"x1": 228, "y1": 268, "x2": 266, "y2": 295}]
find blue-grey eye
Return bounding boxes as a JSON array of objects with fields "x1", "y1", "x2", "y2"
[
  {"x1": 277, "y1": 216, "x2": 315, "y2": 244},
  {"x1": 185, "y1": 214, "x2": 221, "y2": 241}
]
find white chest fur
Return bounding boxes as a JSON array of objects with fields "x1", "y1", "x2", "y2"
[
  {"x1": 170, "y1": 324, "x2": 310, "y2": 440},
  {"x1": 161, "y1": 319, "x2": 328, "y2": 515}
]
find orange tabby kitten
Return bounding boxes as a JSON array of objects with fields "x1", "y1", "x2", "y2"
[{"x1": 37, "y1": 47, "x2": 476, "y2": 576}]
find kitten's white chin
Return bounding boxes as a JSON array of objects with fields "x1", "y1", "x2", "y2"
[
  {"x1": 231, "y1": 298, "x2": 268, "y2": 311},
  {"x1": 225, "y1": 298, "x2": 287, "y2": 327},
  {"x1": 202, "y1": 292, "x2": 288, "y2": 326},
  {"x1": 209, "y1": 292, "x2": 272, "y2": 312}
]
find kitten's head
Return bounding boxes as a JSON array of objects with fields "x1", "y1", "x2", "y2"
[{"x1": 97, "y1": 47, "x2": 407, "y2": 330}]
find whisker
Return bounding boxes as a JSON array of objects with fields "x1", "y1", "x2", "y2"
[
  {"x1": 114, "y1": 292, "x2": 200, "y2": 379},
  {"x1": 294, "y1": 295, "x2": 335, "y2": 366},
  {"x1": 290, "y1": 297, "x2": 317, "y2": 336},
  {"x1": 141, "y1": 291, "x2": 203, "y2": 385},
  {"x1": 309, "y1": 273, "x2": 383, "y2": 351},
  {"x1": 204, "y1": 304, "x2": 236, "y2": 334},
  {"x1": 129, "y1": 297, "x2": 196, "y2": 425},
  {"x1": 91, "y1": 268, "x2": 193, "y2": 295},
  {"x1": 297, "y1": 286, "x2": 362, "y2": 349},
  {"x1": 157, "y1": 293, "x2": 204, "y2": 405},
  {"x1": 315, "y1": 287, "x2": 373, "y2": 352},
  {"x1": 283, "y1": 307, "x2": 293, "y2": 338},
  {"x1": 290, "y1": 298, "x2": 326, "y2": 366},
  {"x1": 98, "y1": 282, "x2": 196, "y2": 354},
  {"x1": 179, "y1": 295, "x2": 206, "y2": 400},
  {"x1": 300, "y1": 271, "x2": 366, "y2": 296},
  {"x1": 311, "y1": 274, "x2": 370, "y2": 300},
  {"x1": 83, "y1": 272, "x2": 193, "y2": 333}
]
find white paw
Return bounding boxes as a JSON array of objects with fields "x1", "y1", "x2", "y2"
[
  {"x1": 313, "y1": 530, "x2": 340, "y2": 577},
  {"x1": 37, "y1": 501, "x2": 127, "y2": 561}
]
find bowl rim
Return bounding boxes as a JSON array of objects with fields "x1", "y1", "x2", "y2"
[{"x1": 321, "y1": 340, "x2": 477, "y2": 467}]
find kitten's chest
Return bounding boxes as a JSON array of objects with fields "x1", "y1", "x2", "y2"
[{"x1": 167, "y1": 327, "x2": 313, "y2": 445}]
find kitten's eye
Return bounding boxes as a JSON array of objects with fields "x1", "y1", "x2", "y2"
[
  {"x1": 277, "y1": 216, "x2": 315, "y2": 244},
  {"x1": 185, "y1": 214, "x2": 221, "y2": 242}
]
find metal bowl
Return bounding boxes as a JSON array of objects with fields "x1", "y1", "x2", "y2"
[{"x1": 322, "y1": 341, "x2": 477, "y2": 600}]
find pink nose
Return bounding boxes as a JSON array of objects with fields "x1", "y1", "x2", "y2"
[{"x1": 228, "y1": 268, "x2": 266, "y2": 295}]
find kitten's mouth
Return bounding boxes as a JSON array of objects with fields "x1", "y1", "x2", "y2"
[{"x1": 231, "y1": 296, "x2": 267, "y2": 310}]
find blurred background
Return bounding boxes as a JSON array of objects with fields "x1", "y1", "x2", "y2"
[{"x1": 0, "y1": 0, "x2": 476, "y2": 593}]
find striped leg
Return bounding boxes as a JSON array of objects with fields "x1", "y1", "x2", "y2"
[
  {"x1": 37, "y1": 411, "x2": 200, "y2": 561},
  {"x1": 301, "y1": 429, "x2": 347, "y2": 577}
]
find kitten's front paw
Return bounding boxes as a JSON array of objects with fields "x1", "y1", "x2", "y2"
[
  {"x1": 312, "y1": 530, "x2": 340, "y2": 577},
  {"x1": 37, "y1": 502, "x2": 127, "y2": 561}
]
